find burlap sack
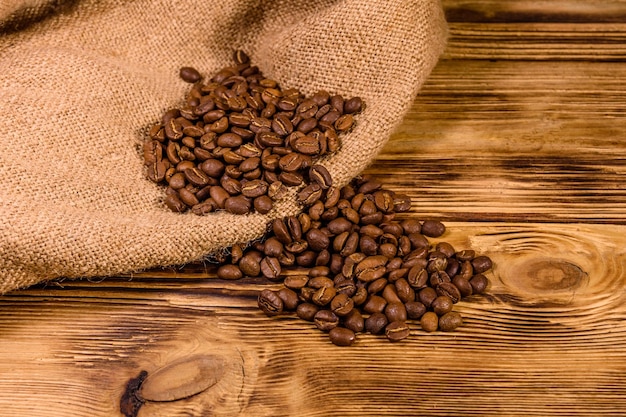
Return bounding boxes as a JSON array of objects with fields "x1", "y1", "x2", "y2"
[{"x1": 0, "y1": 0, "x2": 447, "y2": 294}]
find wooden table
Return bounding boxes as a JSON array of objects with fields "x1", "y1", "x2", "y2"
[{"x1": 2, "y1": 1, "x2": 626, "y2": 415}]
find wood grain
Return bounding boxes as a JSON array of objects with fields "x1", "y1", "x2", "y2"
[{"x1": 2, "y1": 1, "x2": 626, "y2": 416}]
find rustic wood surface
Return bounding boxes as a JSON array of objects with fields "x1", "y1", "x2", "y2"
[{"x1": 2, "y1": 1, "x2": 626, "y2": 416}]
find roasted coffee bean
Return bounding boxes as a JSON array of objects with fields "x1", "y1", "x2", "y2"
[
  {"x1": 239, "y1": 252, "x2": 261, "y2": 277},
  {"x1": 224, "y1": 195, "x2": 251, "y2": 214},
  {"x1": 385, "y1": 321, "x2": 410, "y2": 342},
  {"x1": 296, "y1": 303, "x2": 319, "y2": 321},
  {"x1": 258, "y1": 289, "x2": 283, "y2": 316},
  {"x1": 471, "y1": 256, "x2": 493, "y2": 274},
  {"x1": 260, "y1": 256, "x2": 281, "y2": 280},
  {"x1": 312, "y1": 286, "x2": 336, "y2": 306},
  {"x1": 364, "y1": 312, "x2": 388, "y2": 335},
  {"x1": 241, "y1": 179, "x2": 268, "y2": 198},
  {"x1": 453, "y1": 276, "x2": 473, "y2": 297},
  {"x1": 297, "y1": 183, "x2": 323, "y2": 206},
  {"x1": 308, "y1": 276, "x2": 334, "y2": 289},
  {"x1": 329, "y1": 327, "x2": 356, "y2": 346},
  {"x1": 405, "y1": 301, "x2": 427, "y2": 320},
  {"x1": 384, "y1": 302, "x2": 407, "y2": 323},
  {"x1": 420, "y1": 311, "x2": 439, "y2": 332},
  {"x1": 367, "y1": 277, "x2": 388, "y2": 295},
  {"x1": 277, "y1": 288, "x2": 299, "y2": 311},
  {"x1": 421, "y1": 220, "x2": 446, "y2": 237},
  {"x1": 306, "y1": 228, "x2": 330, "y2": 252},
  {"x1": 431, "y1": 295, "x2": 453, "y2": 316},
  {"x1": 363, "y1": 295, "x2": 387, "y2": 314},
  {"x1": 418, "y1": 287, "x2": 438, "y2": 308},
  {"x1": 355, "y1": 255, "x2": 388, "y2": 282},
  {"x1": 343, "y1": 309, "x2": 365, "y2": 333},
  {"x1": 253, "y1": 195, "x2": 273, "y2": 214},
  {"x1": 263, "y1": 237, "x2": 284, "y2": 257},
  {"x1": 314, "y1": 310, "x2": 339, "y2": 332},
  {"x1": 438, "y1": 311, "x2": 463, "y2": 331},
  {"x1": 309, "y1": 164, "x2": 332, "y2": 189},
  {"x1": 283, "y1": 275, "x2": 309, "y2": 290},
  {"x1": 330, "y1": 293, "x2": 354, "y2": 316},
  {"x1": 178, "y1": 188, "x2": 199, "y2": 207},
  {"x1": 344, "y1": 96, "x2": 363, "y2": 114},
  {"x1": 164, "y1": 193, "x2": 187, "y2": 213},
  {"x1": 217, "y1": 264, "x2": 243, "y2": 280},
  {"x1": 435, "y1": 281, "x2": 461, "y2": 304},
  {"x1": 407, "y1": 266, "x2": 429, "y2": 289},
  {"x1": 470, "y1": 274, "x2": 489, "y2": 294}
]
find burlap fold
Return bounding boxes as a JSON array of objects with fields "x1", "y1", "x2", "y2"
[{"x1": 0, "y1": 0, "x2": 447, "y2": 294}]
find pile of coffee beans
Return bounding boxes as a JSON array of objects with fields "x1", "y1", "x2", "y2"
[
  {"x1": 143, "y1": 50, "x2": 363, "y2": 215},
  {"x1": 212, "y1": 174, "x2": 492, "y2": 346},
  {"x1": 143, "y1": 52, "x2": 492, "y2": 346}
]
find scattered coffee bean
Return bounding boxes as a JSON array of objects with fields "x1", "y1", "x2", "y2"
[
  {"x1": 438, "y1": 311, "x2": 463, "y2": 331},
  {"x1": 329, "y1": 327, "x2": 356, "y2": 346},
  {"x1": 179, "y1": 66, "x2": 202, "y2": 83}
]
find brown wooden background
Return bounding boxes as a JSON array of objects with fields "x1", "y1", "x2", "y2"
[{"x1": 2, "y1": 1, "x2": 626, "y2": 415}]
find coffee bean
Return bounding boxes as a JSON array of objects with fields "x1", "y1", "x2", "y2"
[
  {"x1": 405, "y1": 301, "x2": 427, "y2": 320},
  {"x1": 470, "y1": 274, "x2": 489, "y2": 294},
  {"x1": 329, "y1": 327, "x2": 356, "y2": 346},
  {"x1": 164, "y1": 193, "x2": 187, "y2": 213},
  {"x1": 343, "y1": 309, "x2": 365, "y2": 333},
  {"x1": 421, "y1": 220, "x2": 446, "y2": 237},
  {"x1": 330, "y1": 293, "x2": 354, "y2": 316},
  {"x1": 452, "y1": 276, "x2": 473, "y2": 297},
  {"x1": 385, "y1": 321, "x2": 410, "y2": 342},
  {"x1": 364, "y1": 312, "x2": 388, "y2": 335},
  {"x1": 241, "y1": 179, "x2": 268, "y2": 198},
  {"x1": 277, "y1": 288, "x2": 299, "y2": 311},
  {"x1": 471, "y1": 256, "x2": 493, "y2": 274},
  {"x1": 435, "y1": 281, "x2": 461, "y2": 304},
  {"x1": 419, "y1": 312, "x2": 438, "y2": 333},
  {"x1": 180, "y1": 67, "x2": 202, "y2": 83},
  {"x1": 260, "y1": 256, "x2": 281, "y2": 280},
  {"x1": 438, "y1": 311, "x2": 463, "y2": 331},
  {"x1": 217, "y1": 264, "x2": 243, "y2": 280},
  {"x1": 297, "y1": 183, "x2": 323, "y2": 206},
  {"x1": 355, "y1": 255, "x2": 388, "y2": 282},
  {"x1": 296, "y1": 303, "x2": 319, "y2": 321},
  {"x1": 314, "y1": 310, "x2": 339, "y2": 332},
  {"x1": 312, "y1": 286, "x2": 336, "y2": 306},
  {"x1": 431, "y1": 295, "x2": 453, "y2": 316},
  {"x1": 309, "y1": 164, "x2": 332, "y2": 189},
  {"x1": 253, "y1": 195, "x2": 273, "y2": 214},
  {"x1": 384, "y1": 302, "x2": 407, "y2": 323},
  {"x1": 224, "y1": 195, "x2": 251, "y2": 214},
  {"x1": 363, "y1": 295, "x2": 387, "y2": 314},
  {"x1": 418, "y1": 287, "x2": 437, "y2": 308},
  {"x1": 344, "y1": 96, "x2": 363, "y2": 114},
  {"x1": 258, "y1": 289, "x2": 283, "y2": 316}
]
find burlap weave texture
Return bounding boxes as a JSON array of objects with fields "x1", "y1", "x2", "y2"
[{"x1": 0, "y1": 0, "x2": 447, "y2": 294}]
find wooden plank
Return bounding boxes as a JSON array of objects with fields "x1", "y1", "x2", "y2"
[
  {"x1": 443, "y1": 0, "x2": 626, "y2": 23},
  {"x1": 1, "y1": 223, "x2": 625, "y2": 416},
  {"x1": 443, "y1": 22, "x2": 626, "y2": 61},
  {"x1": 442, "y1": 0, "x2": 626, "y2": 61},
  {"x1": 368, "y1": 59, "x2": 626, "y2": 223}
]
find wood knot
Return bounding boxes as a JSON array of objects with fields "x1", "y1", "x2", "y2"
[
  {"x1": 138, "y1": 354, "x2": 225, "y2": 402},
  {"x1": 501, "y1": 257, "x2": 588, "y2": 304}
]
